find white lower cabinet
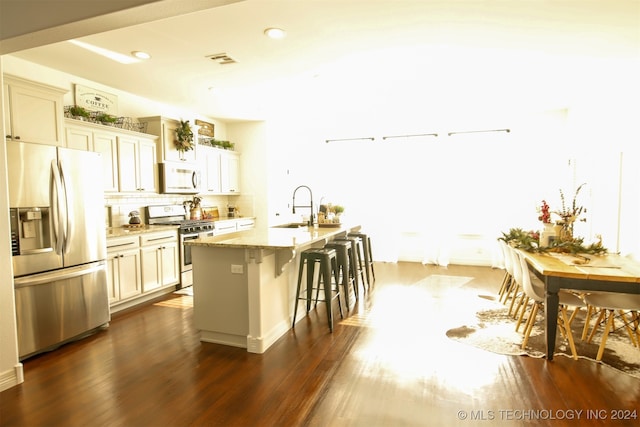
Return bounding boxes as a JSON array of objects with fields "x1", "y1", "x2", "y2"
[
  {"x1": 140, "y1": 231, "x2": 180, "y2": 293},
  {"x1": 213, "y1": 219, "x2": 238, "y2": 236},
  {"x1": 213, "y1": 218, "x2": 255, "y2": 235},
  {"x1": 107, "y1": 229, "x2": 179, "y2": 311},
  {"x1": 236, "y1": 218, "x2": 255, "y2": 231},
  {"x1": 106, "y1": 236, "x2": 142, "y2": 304}
]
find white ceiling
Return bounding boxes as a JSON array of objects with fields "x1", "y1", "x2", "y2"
[{"x1": 3, "y1": 0, "x2": 639, "y2": 120}]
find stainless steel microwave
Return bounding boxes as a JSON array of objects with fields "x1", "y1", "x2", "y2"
[{"x1": 159, "y1": 161, "x2": 201, "y2": 194}]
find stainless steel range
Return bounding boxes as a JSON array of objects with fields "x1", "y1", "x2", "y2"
[{"x1": 147, "y1": 205, "x2": 215, "y2": 288}]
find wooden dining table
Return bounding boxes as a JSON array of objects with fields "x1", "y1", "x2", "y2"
[{"x1": 519, "y1": 250, "x2": 640, "y2": 360}]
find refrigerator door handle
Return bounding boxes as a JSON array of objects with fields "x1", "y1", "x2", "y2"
[
  {"x1": 50, "y1": 160, "x2": 65, "y2": 255},
  {"x1": 58, "y1": 159, "x2": 73, "y2": 254},
  {"x1": 14, "y1": 261, "x2": 106, "y2": 288}
]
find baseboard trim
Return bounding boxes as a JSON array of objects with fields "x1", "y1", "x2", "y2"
[{"x1": 0, "y1": 363, "x2": 24, "y2": 392}]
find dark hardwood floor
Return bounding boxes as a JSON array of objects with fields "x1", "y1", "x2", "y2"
[{"x1": 2, "y1": 262, "x2": 639, "y2": 426}]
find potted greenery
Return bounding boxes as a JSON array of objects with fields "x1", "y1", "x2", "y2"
[
  {"x1": 220, "y1": 140, "x2": 234, "y2": 150},
  {"x1": 96, "y1": 112, "x2": 118, "y2": 125},
  {"x1": 175, "y1": 120, "x2": 195, "y2": 157},
  {"x1": 69, "y1": 105, "x2": 91, "y2": 120}
]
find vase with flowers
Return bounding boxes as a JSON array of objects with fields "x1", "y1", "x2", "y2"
[
  {"x1": 554, "y1": 183, "x2": 586, "y2": 242},
  {"x1": 537, "y1": 200, "x2": 556, "y2": 246}
]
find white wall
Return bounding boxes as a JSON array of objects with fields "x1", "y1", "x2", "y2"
[{"x1": 252, "y1": 66, "x2": 640, "y2": 265}]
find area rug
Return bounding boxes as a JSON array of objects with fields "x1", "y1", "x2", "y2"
[{"x1": 446, "y1": 296, "x2": 640, "y2": 379}]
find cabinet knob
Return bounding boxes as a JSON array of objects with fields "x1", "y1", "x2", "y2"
[{"x1": 14, "y1": 136, "x2": 20, "y2": 140}]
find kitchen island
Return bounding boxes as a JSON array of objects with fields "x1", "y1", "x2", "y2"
[{"x1": 187, "y1": 222, "x2": 360, "y2": 353}]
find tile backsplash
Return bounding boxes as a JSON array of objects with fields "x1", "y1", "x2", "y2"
[{"x1": 105, "y1": 193, "x2": 254, "y2": 227}]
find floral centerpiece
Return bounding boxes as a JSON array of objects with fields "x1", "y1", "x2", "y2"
[
  {"x1": 499, "y1": 182, "x2": 606, "y2": 254},
  {"x1": 554, "y1": 183, "x2": 586, "y2": 240},
  {"x1": 175, "y1": 120, "x2": 195, "y2": 154}
]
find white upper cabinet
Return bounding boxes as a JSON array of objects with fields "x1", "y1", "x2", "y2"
[
  {"x1": 221, "y1": 150, "x2": 240, "y2": 194},
  {"x1": 65, "y1": 120, "x2": 119, "y2": 192},
  {"x1": 139, "y1": 116, "x2": 197, "y2": 163},
  {"x1": 199, "y1": 145, "x2": 222, "y2": 194},
  {"x1": 198, "y1": 145, "x2": 240, "y2": 194},
  {"x1": 3, "y1": 75, "x2": 66, "y2": 146},
  {"x1": 117, "y1": 134, "x2": 158, "y2": 193}
]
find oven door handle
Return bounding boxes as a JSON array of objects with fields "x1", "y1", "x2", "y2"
[{"x1": 181, "y1": 233, "x2": 200, "y2": 240}]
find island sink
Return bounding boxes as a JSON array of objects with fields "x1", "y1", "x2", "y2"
[{"x1": 271, "y1": 223, "x2": 309, "y2": 229}]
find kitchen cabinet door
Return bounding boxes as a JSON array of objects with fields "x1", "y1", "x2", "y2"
[
  {"x1": 201, "y1": 145, "x2": 222, "y2": 193},
  {"x1": 139, "y1": 116, "x2": 196, "y2": 163},
  {"x1": 107, "y1": 243, "x2": 142, "y2": 304},
  {"x1": 138, "y1": 137, "x2": 157, "y2": 193},
  {"x1": 65, "y1": 126, "x2": 93, "y2": 150},
  {"x1": 93, "y1": 131, "x2": 119, "y2": 192},
  {"x1": 140, "y1": 231, "x2": 179, "y2": 293},
  {"x1": 220, "y1": 150, "x2": 240, "y2": 193},
  {"x1": 160, "y1": 240, "x2": 180, "y2": 286},
  {"x1": 141, "y1": 245, "x2": 163, "y2": 293},
  {"x1": 117, "y1": 248, "x2": 143, "y2": 300},
  {"x1": 117, "y1": 136, "x2": 139, "y2": 192},
  {"x1": 141, "y1": 243, "x2": 179, "y2": 291},
  {"x1": 65, "y1": 123, "x2": 119, "y2": 192},
  {"x1": 4, "y1": 75, "x2": 66, "y2": 146},
  {"x1": 117, "y1": 135, "x2": 157, "y2": 193}
]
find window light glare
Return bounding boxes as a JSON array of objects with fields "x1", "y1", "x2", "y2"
[
  {"x1": 68, "y1": 39, "x2": 139, "y2": 64},
  {"x1": 264, "y1": 27, "x2": 286, "y2": 39},
  {"x1": 132, "y1": 51, "x2": 151, "y2": 60}
]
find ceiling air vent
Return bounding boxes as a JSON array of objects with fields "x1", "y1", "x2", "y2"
[{"x1": 206, "y1": 53, "x2": 236, "y2": 65}]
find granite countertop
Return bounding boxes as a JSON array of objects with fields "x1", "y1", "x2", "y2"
[
  {"x1": 106, "y1": 224, "x2": 179, "y2": 238},
  {"x1": 186, "y1": 223, "x2": 360, "y2": 250}
]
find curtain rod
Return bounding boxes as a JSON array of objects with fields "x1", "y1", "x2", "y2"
[
  {"x1": 447, "y1": 128, "x2": 511, "y2": 136},
  {"x1": 382, "y1": 133, "x2": 438, "y2": 140},
  {"x1": 325, "y1": 137, "x2": 375, "y2": 143}
]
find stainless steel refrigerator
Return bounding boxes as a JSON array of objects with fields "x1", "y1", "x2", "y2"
[{"x1": 8, "y1": 141, "x2": 110, "y2": 359}]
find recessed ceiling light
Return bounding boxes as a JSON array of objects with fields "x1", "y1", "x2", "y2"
[
  {"x1": 264, "y1": 27, "x2": 286, "y2": 39},
  {"x1": 132, "y1": 51, "x2": 151, "y2": 60}
]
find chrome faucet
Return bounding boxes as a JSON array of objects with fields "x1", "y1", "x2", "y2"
[{"x1": 292, "y1": 185, "x2": 314, "y2": 226}]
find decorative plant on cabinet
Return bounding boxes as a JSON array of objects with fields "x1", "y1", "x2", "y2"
[{"x1": 175, "y1": 120, "x2": 194, "y2": 160}]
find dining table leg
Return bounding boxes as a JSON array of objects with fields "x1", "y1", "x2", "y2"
[{"x1": 544, "y1": 278, "x2": 561, "y2": 360}]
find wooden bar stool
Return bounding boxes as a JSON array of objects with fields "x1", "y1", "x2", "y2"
[
  {"x1": 348, "y1": 231, "x2": 375, "y2": 288},
  {"x1": 292, "y1": 248, "x2": 343, "y2": 332},
  {"x1": 324, "y1": 240, "x2": 354, "y2": 310}
]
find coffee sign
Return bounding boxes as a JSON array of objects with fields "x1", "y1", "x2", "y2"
[{"x1": 74, "y1": 84, "x2": 118, "y2": 114}]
